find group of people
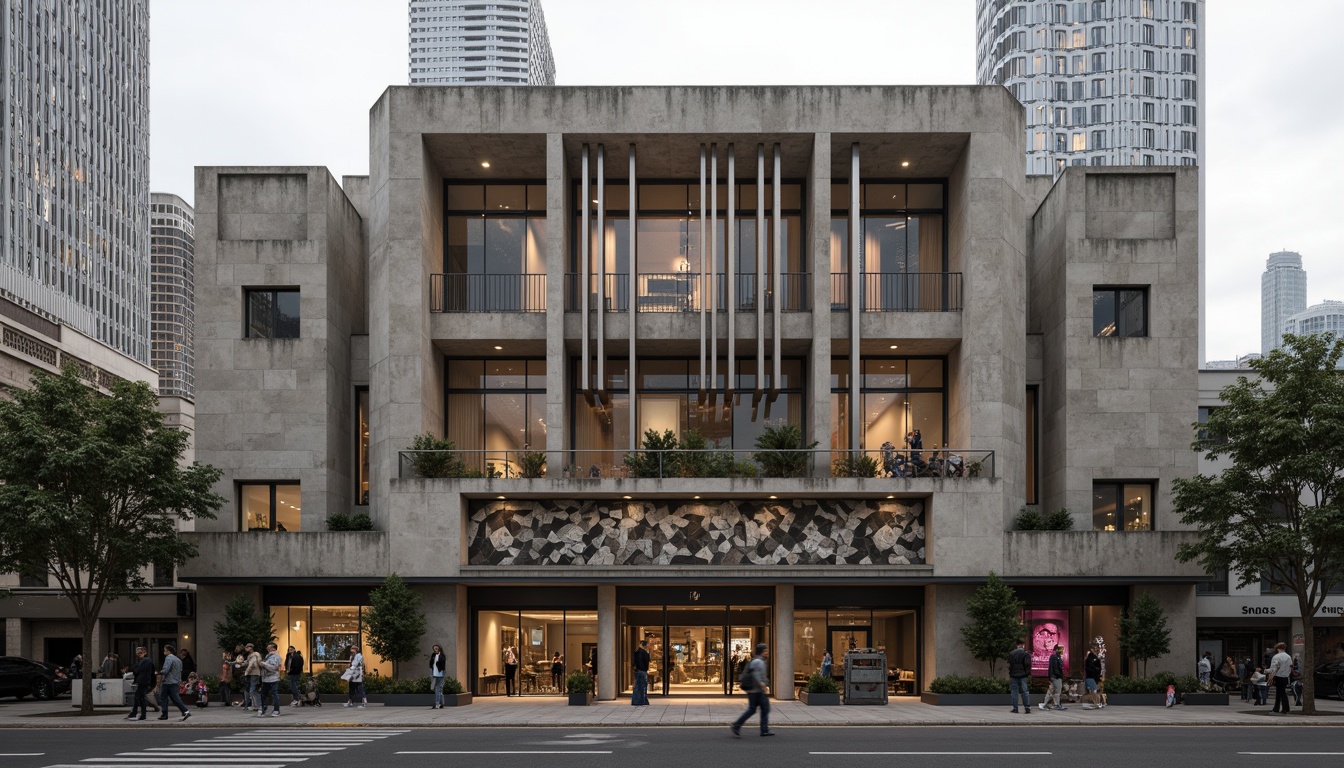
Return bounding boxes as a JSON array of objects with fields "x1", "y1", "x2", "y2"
[
  {"x1": 1200, "y1": 645, "x2": 1304, "y2": 711},
  {"x1": 877, "y1": 430, "x2": 965, "y2": 478},
  {"x1": 1007, "y1": 638, "x2": 1107, "y2": 713}
]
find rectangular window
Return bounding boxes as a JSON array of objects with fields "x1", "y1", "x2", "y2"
[
  {"x1": 1196, "y1": 568, "x2": 1229, "y2": 594},
  {"x1": 1093, "y1": 287, "x2": 1148, "y2": 338},
  {"x1": 1090, "y1": 27, "x2": 1106, "y2": 46},
  {"x1": 240, "y1": 482, "x2": 301, "y2": 531},
  {"x1": 1181, "y1": 54, "x2": 1197, "y2": 73},
  {"x1": 1025, "y1": 386, "x2": 1039, "y2": 505},
  {"x1": 1142, "y1": 102, "x2": 1155, "y2": 122},
  {"x1": 1072, "y1": 81, "x2": 1084, "y2": 100},
  {"x1": 1090, "y1": 130, "x2": 1107, "y2": 150},
  {"x1": 1072, "y1": 133, "x2": 1087, "y2": 151},
  {"x1": 1142, "y1": 128, "x2": 1155, "y2": 148},
  {"x1": 1181, "y1": 2, "x2": 1197, "y2": 22},
  {"x1": 1142, "y1": 77, "x2": 1155, "y2": 96},
  {"x1": 1056, "y1": 133, "x2": 1068, "y2": 152},
  {"x1": 1072, "y1": 107, "x2": 1087, "y2": 127},
  {"x1": 1142, "y1": 25, "x2": 1154, "y2": 45},
  {"x1": 1091, "y1": 104, "x2": 1106, "y2": 124},
  {"x1": 1092, "y1": 482, "x2": 1154, "y2": 531},
  {"x1": 1182, "y1": 105, "x2": 1197, "y2": 126},
  {"x1": 1142, "y1": 154, "x2": 1155, "y2": 166},
  {"x1": 447, "y1": 359, "x2": 547, "y2": 475},
  {"x1": 1142, "y1": 49, "x2": 1155, "y2": 70},
  {"x1": 1181, "y1": 131, "x2": 1196, "y2": 151},
  {"x1": 153, "y1": 562, "x2": 174, "y2": 588},
  {"x1": 1091, "y1": 78, "x2": 1105, "y2": 97},
  {"x1": 1091, "y1": 52, "x2": 1106, "y2": 71},
  {"x1": 355, "y1": 387, "x2": 370, "y2": 505},
  {"x1": 1183, "y1": 29, "x2": 1196, "y2": 48},
  {"x1": 1181, "y1": 79, "x2": 1197, "y2": 100},
  {"x1": 245, "y1": 289, "x2": 300, "y2": 339}
]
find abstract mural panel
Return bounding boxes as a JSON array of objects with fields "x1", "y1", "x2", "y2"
[{"x1": 467, "y1": 498, "x2": 925, "y2": 566}]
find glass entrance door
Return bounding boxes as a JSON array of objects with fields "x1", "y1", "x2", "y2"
[
  {"x1": 666, "y1": 624, "x2": 724, "y2": 694},
  {"x1": 621, "y1": 604, "x2": 772, "y2": 697}
]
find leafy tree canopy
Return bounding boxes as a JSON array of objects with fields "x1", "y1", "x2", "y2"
[
  {"x1": 364, "y1": 574, "x2": 427, "y2": 678},
  {"x1": 213, "y1": 594, "x2": 277, "y2": 654},
  {"x1": 960, "y1": 571, "x2": 1026, "y2": 676},
  {"x1": 1117, "y1": 591, "x2": 1172, "y2": 677}
]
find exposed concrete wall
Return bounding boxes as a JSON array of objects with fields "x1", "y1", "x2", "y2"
[
  {"x1": 1135, "y1": 584, "x2": 1197, "y2": 676},
  {"x1": 1002, "y1": 531, "x2": 1205, "y2": 578},
  {"x1": 194, "y1": 584, "x2": 263, "y2": 667},
  {"x1": 928, "y1": 584, "x2": 983, "y2": 677},
  {"x1": 774, "y1": 584, "x2": 794, "y2": 700},
  {"x1": 419, "y1": 584, "x2": 464, "y2": 681}
]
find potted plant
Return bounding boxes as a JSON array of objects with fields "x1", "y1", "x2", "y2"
[
  {"x1": 518, "y1": 451, "x2": 547, "y2": 478},
  {"x1": 832, "y1": 454, "x2": 879, "y2": 478},
  {"x1": 800, "y1": 672, "x2": 840, "y2": 705},
  {"x1": 566, "y1": 671, "x2": 594, "y2": 705}
]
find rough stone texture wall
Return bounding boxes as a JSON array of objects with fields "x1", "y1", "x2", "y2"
[
  {"x1": 1134, "y1": 584, "x2": 1197, "y2": 676},
  {"x1": 467, "y1": 498, "x2": 925, "y2": 567}
]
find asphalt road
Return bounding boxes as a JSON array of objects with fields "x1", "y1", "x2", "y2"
[{"x1": 2, "y1": 727, "x2": 1343, "y2": 768}]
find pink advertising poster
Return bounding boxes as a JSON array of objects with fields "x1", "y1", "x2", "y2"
[{"x1": 1025, "y1": 610, "x2": 1069, "y2": 676}]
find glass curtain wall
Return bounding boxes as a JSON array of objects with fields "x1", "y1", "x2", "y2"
[
  {"x1": 445, "y1": 184, "x2": 547, "y2": 311},
  {"x1": 830, "y1": 358, "x2": 946, "y2": 458},
  {"x1": 830, "y1": 182, "x2": 946, "y2": 310},
  {"x1": 474, "y1": 610, "x2": 597, "y2": 696},
  {"x1": 572, "y1": 182, "x2": 804, "y2": 312},
  {"x1": 269, "y1": 605, "x2": 391, "y2": 678},
  {"x1": 446, "y1": 359, "x2": 547, "y2": 475},
  {"x1": 793, "y1": 608, "x2": 919, "y2": 696},
  {"x1": 619, "y1": 605, "x2": 772, "y2": 697}
]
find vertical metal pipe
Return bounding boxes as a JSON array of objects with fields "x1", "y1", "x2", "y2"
[
  {"x1": 581, "y1": 144, "x2": 590, "y2": 394},
  {"x1": 726, "y1": 144, "x2": 735, "y2": 395},
  {"x1": 772, "y1": 144, "x2": 782, "y2": 395},
  {"x1": 849, "y1": 143, "x2": 861, "y2": 454},
  {"x1": 628, "y1": 145, "x2": 637, "y2": 450},
  {"x1": 756, "y1": 144, "x2": 765, "y2": 398},
  {"x1": 596, "y1": 144, "x2": 606, "y2": 395},
  {"x1": 699, "y1": 145, "x2": 707, "y2": 395},
  {"x1": 710, "y1": 144, "x2": 718, "y2": 396}
]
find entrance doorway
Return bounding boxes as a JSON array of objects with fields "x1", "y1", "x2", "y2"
[{"x1": 621, "y1": 605, "x2": 772, "y2": 697}]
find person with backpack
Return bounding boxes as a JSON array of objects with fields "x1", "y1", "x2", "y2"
[
  {"x1": 1007, "y1": 638, "x2": 1032, "y2": 714},
  {"x1": 730, "y1": 643, "x2": 774, "y2": 737}
]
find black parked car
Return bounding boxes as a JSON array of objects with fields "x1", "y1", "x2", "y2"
[
  {"x1": 0, "y1": 656, "x2": 71, "y2": 700},
  {"x1": 1314, "y1": 658, "x2": 1344, "y2": 700}
]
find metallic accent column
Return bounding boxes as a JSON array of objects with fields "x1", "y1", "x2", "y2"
[
  {"x1": 849, "y1": 143, "x2": 861, "y2": 453},
  {"x1": 580, "y1": 144, "x2": 590, "y2": 394},
  {"x1": 756, "y1": 144, "x2": 765, "y2": 400},
  {"x1": 772, "y1": 143, "x2": 782, "y2": 395},
  {"x1": 699, "y1": 144, "x2": 707, "y2": 396},
  {"x1": 710, "y1": 144, "x2": 718, "y2": 396},
  {"x1": 726, "y1": 144, "x2": 735, "y2": 396},
  {"x1": 596, "y1": 144, "x2": 606, "y2": 395},
  {"x1": 628, "y1": 145, "x2": 637, "y2": 450}
]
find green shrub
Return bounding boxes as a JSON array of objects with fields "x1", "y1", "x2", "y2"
[
  {"x1": 565, "y1": 671, "x2": 594, "y2": 694},
  {"x1": 315, "y1": 671, "x2": 346, "y2": 694},
  {"x1": 443, "y1": 677, "x2": 464, "y2": 695},
  {"x1": 328, "y1": 511, "x2": 374, "y2": 531},
  {"x1": 363, "y1": 675, "x2": 435, "y2": 694},
  {"x1": 1044, "y1": 508, "x2": 1074, "y2": 529},
  {"x1": 409, "y1": 433, "x2": 466, "y2": 478},
  {"x1": 624, "y1": 429, "x2": 678, "y2": 478},
  {"x1": 805, "y1": 672, "x2": 839, "y2": 694},
  {"x1": 1015, "y1": 506, "x2": 1074, "y2": 531},
  {"x1": 1101, "y1": 673, "x2": 1204, "y2": 695},
  {"x1": 731, "y1": 459, "x2": 759, "y2": 478},
  {"x1": 927, "y1": 675, "x2": 1010, "y2": 695},
  {"x1": 832, "y1": 454, "x2": 879, "y2": 478},
  {"x1": 518, "y1": 451, "x2": 547, "y2": 478},
  {"x1": 753, "y1": 423, "x2": 817, "y2": 478}
]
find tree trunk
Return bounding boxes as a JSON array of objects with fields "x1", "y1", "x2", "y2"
[
  {"x1": 1301, "y1": 615, "x2": 1317, "y2": 715},
  {"x1": 79, "y1": 623, "x2": 94, "y2": 715}
]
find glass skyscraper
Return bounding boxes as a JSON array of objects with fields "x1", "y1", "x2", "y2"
[
  {"x1": 0, "y1": 0, "x2": 151, "y2": 364},
  {"x1": 408, "y1": 0, "x2": 556, "y2": 85},
  {"x1": 1261, "y1": 251, "x2": 1308, "y2": 354},
  {"x1": 150, "y1": 193, "x2": 195, "y2": 399}
]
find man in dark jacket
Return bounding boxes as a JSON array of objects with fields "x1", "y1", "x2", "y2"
[
  {"x1": 285, "y1": 646, "x2": 305, "y2": 706},
  {"x1": 631, "y1": 639, "x2": 651, "y2": 706},
  {"x1": 126, "y1": 646, "x2": 155, "y2": 721},
  {"x1": 1007, "y1": 638, "x2": 1032, "y2": 714},
  {"x1": 1042, "y1": 645, "x2": 1067, "y2": 710}
]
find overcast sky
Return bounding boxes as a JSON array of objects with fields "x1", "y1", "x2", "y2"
[{"x1": 150, "y1": 0, "x2": 1343, "y2": 363}]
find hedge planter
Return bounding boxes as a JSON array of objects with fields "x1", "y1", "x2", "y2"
[
  {"x1": 1182, "y1": 692, "x2": 1229, "y2": 706},
  {"x1": 1102, "y1": 693, "x2": 1167, "y2": 706},
  {"x1": 366, "y1": 693, "x2": 472, "y2": 707},
  {"x1": 920, "y1": 692, "x2": 1008, "y2": 706},
  {"x1": 568, "y1": 692, "x2": 594, "y2": 706},
  {"x1": 800, "y1": 690, "x2": 841, "y2": 706}
]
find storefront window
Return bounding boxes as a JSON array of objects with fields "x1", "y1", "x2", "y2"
[
  {"x1": 474, "y1": 609, "x2": 596, "y2": 696},
  {"x1": 268, "y1": 604, "x2": 389, "y2": 678},
  {"x1": 618, "y1": 605, "x2": 771, "y2": 697},
  {"x1": 792, "y1": 608, "x2": 920, "y2": 696}
]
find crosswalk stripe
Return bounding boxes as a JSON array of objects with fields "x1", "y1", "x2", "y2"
[
  {"x1": 45, "y1": 728, "x2": 404, "y2": 768},
  {"x1": 87, "y1": 760, "x2": 309, "y2": 764}
]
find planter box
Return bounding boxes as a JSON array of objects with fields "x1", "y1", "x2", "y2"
[
  {"x1": 800, "y1": 690, "x2": 841, "y2": 706},
  {"x1": 1182, "y1": 692, "x2": 1229, "y2": 706},
  {"x1": 568, "y1": 692, "x2": 594, "y2": 706},
  {"x1": 367, "y1": 693, "x2": 434, "y2": 706},
  {"x1": 920, "y1": 692, "x2": 1008, "y2": 706},
  {"x1": 1102, "y1": 693, "x2": 1167, "y2": 706},
  {"x1": 72, "y1": 679, "x2": 125, "y2": 708}
]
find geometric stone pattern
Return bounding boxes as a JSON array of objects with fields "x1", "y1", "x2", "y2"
[{"x1": 467, "y1": 498, "x2": 925, "y2": 566}]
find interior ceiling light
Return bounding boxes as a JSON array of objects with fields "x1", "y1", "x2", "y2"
[
  {"x1": 623, "y1": 495, "x2": 632, "y2": 500},
  {"x1": 493, "y1": 345, "x2": 503, "y2": 350},
  {"x1": 901, "y1": 161, "x2": 910, "y2": 167},
  {"x1": 769, "y1": 495, "x2": 778, "y2": 500},
  {"x1": 890, "y1": 345, "x2": 899, "y2": 349},
  {"x1": 481, "y1": 161, "x2": 491, "y2": 168},
  {"x1": 497, "y1": 495, "x2": 505, "y2": 500}
]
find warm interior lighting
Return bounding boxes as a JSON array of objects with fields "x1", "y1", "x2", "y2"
[
  {"x1": 493, "y1": 345, "x2": 504, "y2": 350},
  {"x1": 769, "y1": 495, "x2": 778, "y2": 500},
  {"x1": 623, "y1": 495, "x2": 632, "y2": 500},
  {"x1": 901, "y1": 161, "x2": 910, "y2": 167},
  {"x1": 890, "y1": 345, "x2": 899, "y2": 349},
  {"x1": 497, "y1": 495, "x2": 506, "y2": 500},
  {"x1": 481, "y1": 161, "x2": 491, "y2": 168}
]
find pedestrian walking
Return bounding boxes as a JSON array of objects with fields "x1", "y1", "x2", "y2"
[
  {"x1": 730, "y1": 643, "x2": 773, "y2": 737},
  {"x1": 1268, "y1": 642, "x2": 1293, "y2": 714},
  {"x1": 242, "y1": 643, "x2": 263, "y2": 711},
  {"x1": 257, "y1": 643, "x2": 282, "y2": 717},
  {"x1": 342, "y1": 645, "x2": 367, "y2": 708},
  {"x1": 126, "y1": 646, "x2": 154, "y2": 721},
  {"x1": 218, "y1": 650, "x2": 235, "y2": 707},
  {"x1": 1197, "y1": 651, "x2": 1212, "y2": 686},
  {"x1": 156, "y1": 644, "x2": 191, "y2": 721},
  {"x1": 1007, "y1": 638, "x2": 1032, "y2": 714},
  {"x1": 430, "y1": 644, "x2": 446, "y2": 709},
  {"x1": 285, "y1": 646, "x2": 304, "y2": 706},
  {"x1": 632, "y1": 639, "x2": 651, "y2": 706},
  {"x1": 1251, "y1": 667, "x2": 1268, "y2": 705},
  {"x1": 1040, "y1": 644, "x2": 1067, "y2": 710},
  {"x1": 1082, "y1": 649, "x2": 1105, "y2": 709},
  {"x1": 1239, "y1": 657, "x2": 1253, "y2": 701}
]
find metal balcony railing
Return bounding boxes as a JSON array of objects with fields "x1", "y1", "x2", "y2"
[
  {"x1": 829, "y1": 272, "x2": 963, "y2": 312},
  {"x1": 398, "y1": 447, "x2": 995, "y2": 481},
  {"x1": 430, "y1": 273, "x2": 546, "y2": 312},
  {"x1": 563, "y1": 272, "x2": 811, "y2": 312}
]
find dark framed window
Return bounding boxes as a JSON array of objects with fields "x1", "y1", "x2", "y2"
[
  {"x1": 1092, "y1": 482, "x2": 1154, "y2": 531},
  {"x1": 245, "y1": 289, "x2": 300, "y2": 339},
  {"x1": 1196, "y1": 567, "x2": 1229, "y2": 594},
  {"x1": 1093, "y1": 287, "x2": 1148, "y2": 338},
  {"x1": 830, "y1": 357, "x2": 947, "y2": 453},
  {"x1": 446, "y1": 359, "x2": 548, "y2": 475},
  {"x1": 240, "y1": 482, "x2": 301, "y2": 531},
  {"x1": 153, "y1": 562, "x2": 175, "y2": 588},
  {"x1": 1025, "y1": 386, "x2": 1039, "y2": 505},
  {"x1": 355, "y1": 387, "x2": 370, "y2": 505},
  {"x1": 19, "y1": 573, "x2": 47, "y2": 588}
]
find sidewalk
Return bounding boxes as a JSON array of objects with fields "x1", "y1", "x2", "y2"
[{"x1": 3, "y1": 694, "x2": 1342, "y2": 728}]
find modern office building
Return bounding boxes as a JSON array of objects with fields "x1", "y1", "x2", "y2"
[
  {"x1": 1283, "y1": 301, "x2": 1344, "y2": 356},
  {"x1": 0, "y1": 0, "x2": 152, "y2": 365},
  {"x1": 150, "y1": 194, "x2": 196, "y2": 400},
  {"x1": 181, "y1": 85, "x2": 1202, "y2": 699},
  {"x1": 1262, "y1": 251, "x2": 1309, "y2": 354},
  {"x1": 409, "y1": 0, "x2": 556, "y2": 85}
]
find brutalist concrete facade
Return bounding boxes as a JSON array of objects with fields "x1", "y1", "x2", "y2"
[{"x1": 183, "y1": 86, "x2": 1202, "y2": 700}]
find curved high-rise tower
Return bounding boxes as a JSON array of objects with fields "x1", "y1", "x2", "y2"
[
  {"x1": 409, "y1": 0, "x2": 556, "y2": 85},
  {"x1": 1261, "y1": 251, "x2": 1308, "y2": 354}
]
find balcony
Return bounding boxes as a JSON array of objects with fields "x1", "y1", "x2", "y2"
[
  {"x1": 179, "y1": 531, "x2": 388, "y2": 581},
  {"x1": 430, "y1": 273, "x2": 546, "y2": 312},
  {"x1": 1002, "y1": 530, "x2": 1205, "y2": 579},
  {"x1": 398, "y1": 447, "x2": 995, "y2": 481},
  {"x1": 564, "y1": 273, "x2": 810, "y2": 312},
  {"x1": 829, "y1": 272, "x2": 963, "y2": 311}
]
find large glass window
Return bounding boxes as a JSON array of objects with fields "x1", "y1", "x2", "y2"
[
  {"x1": 240, "y1": 482, "x2": 300, "y2": 531},
  {"x1": 831, "y1": 182, "x2": 946, "y2": 310},
  {"x1": 1092, "y1": 482, "x2": 1154, "y2": 531},
  {"x1": 444, "y1": 184, "x2": 547, "y2": 311},
  {"x1": 272, "y1": 604, "x2": 390, "y2": 679},
  {"x1": 792, "y1": 608, "x2": 919, "y2": 696},
  {"x1": 618, "y1": 605, "x2": 771, "y2": 697},
  {"x1": 1093, "y1": 287, "x2": 1148, "y2": 337},
  {"x1": 245, "y1": 289, "x2": 299, "y2": 339},
  {"x1": 445, "y1": 359, "x2": 547, "y2": 475},
  {"x1": 355, "y1": 387, "x2": 369, "y2": 505},
  {"x1": 830, "y1": 358, "x2": 946, "y2": 456},
  {"x1": 474, "y1": 609, "x2": 596, "y2": 696}
]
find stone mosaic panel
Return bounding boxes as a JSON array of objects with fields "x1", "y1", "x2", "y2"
[{"x1": 467, "y1": 498, "x2": 925, "y2": 566}]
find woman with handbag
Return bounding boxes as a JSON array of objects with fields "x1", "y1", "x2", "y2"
[
  {"x1": 429, "y1": 644, "x2": 447, "y2": 709},
  {"x1": 342, "y1": 645, "x2": 366, "y2": 708}
]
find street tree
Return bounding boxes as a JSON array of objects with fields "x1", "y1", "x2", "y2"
[
  {"x1": 960, "y1": 571, "x2": 1026, "y2": 676},
  {"x1": 1117, "y1": 590, "x2": 1172, "y2": 677},
  {"x1": 364, "y1": 574, "x2": 427, "y2": 678},
  {"x1": 1174, "y1": 333, "x2": 1344, "y2": 714},
  {"x1": 213, "y1": 594, "x2": 277, "y2": 654},
  {"x1": 0, "y1": 366, "x2": 224, "y2": 713}
]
